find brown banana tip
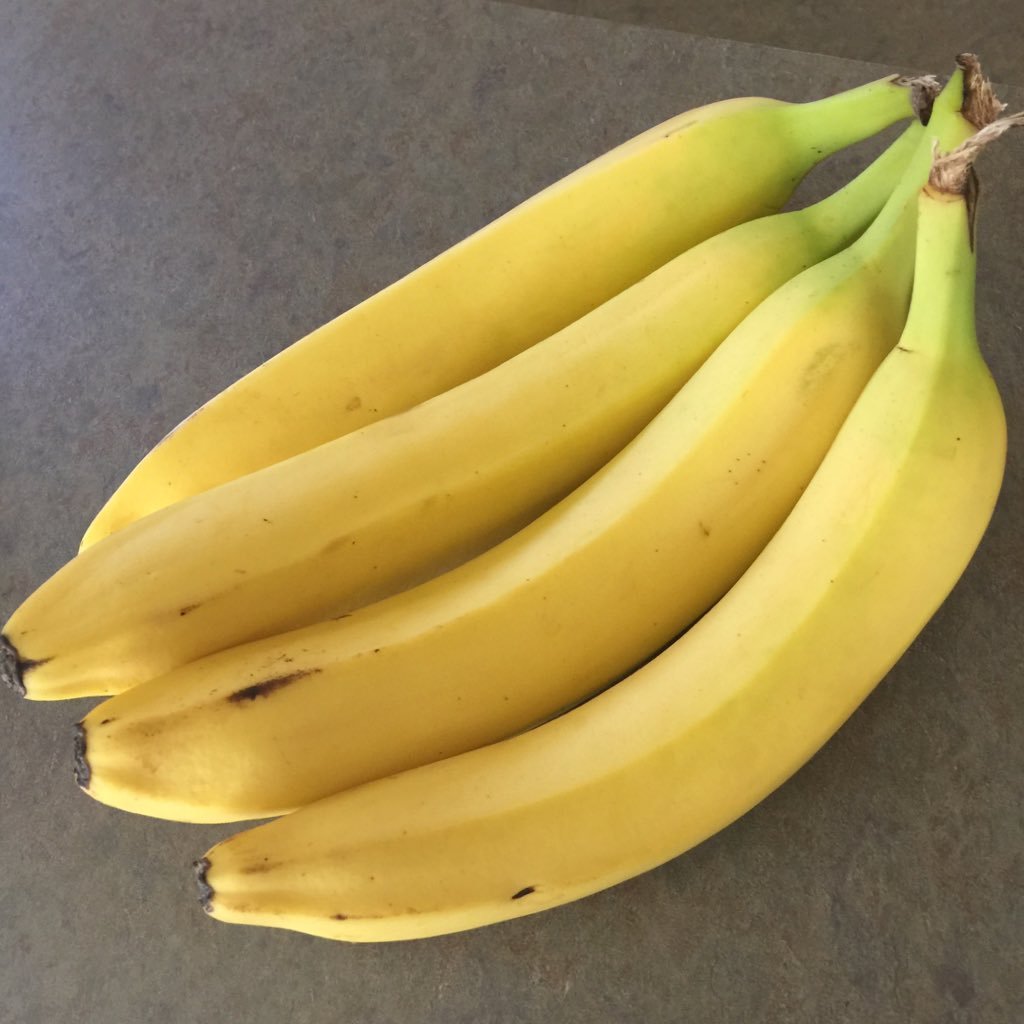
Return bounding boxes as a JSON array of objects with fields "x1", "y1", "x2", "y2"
[
  {"x1": 73, "y1": 724, "x2": 91, "y2": 789},
  {"x1": 906, "y1": 75, "x2": 941, "y2": 124},
  {"x1": 0, "y1": 635, "x2": 27, "y2": 696},
  {"x1": 929, "y1": 112, "x2": 1024, "y2": 193},
  {"x1": 194, "y1": 858, "x2": 215, "y2": 913},
  {"x1": 955, "y1": 53, "x2": 1007, "y2": 128}
]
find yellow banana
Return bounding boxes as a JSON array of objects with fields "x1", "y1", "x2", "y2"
[
  {"x1": 2, "y1": 113, "x2": 930, "y2": 702},
  {"x1": 80, "y1": 75, "x2": 922, "y2": 550},
  {"x1": 71, "y1": 77, "x2": 978, "y2": 819},
  {"x1": 195, "y1": 128, "x2": 1010, "y2": 943}
]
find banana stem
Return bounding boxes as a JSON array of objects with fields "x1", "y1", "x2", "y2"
[
  {"x1": 848, "y1": 54, "x2": 1014, "y2": 256},
  {"x1": 928, "y1": 112, "x2": 1024, "y2": 195},
  {"x1": 905, "y1": 110, "x2": 1023, "y2": 351},
  {"x1": 848, "y1": 70, "x2": 965, "y2": 255},
  {"x1": 802, "y1": 123, "x2": 922, "y2": 239},
  {"x1": 926, "y1": 110, "x2": 1024, "y2": 256},
  {"x1": 906, "y1": 184, "x2": 977, "y2": 349},
  {"x1": 956, "y1": 52, "x2": 1007, "y2": 128},
  {"x1": 792, "y1": 75, "x2": 923, "y2": 154}
]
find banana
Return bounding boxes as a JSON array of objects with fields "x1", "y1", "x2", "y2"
[
  {"x1": 79, "y1": 75, "x2": 924, "y2": 551},
  {"x1": 194, "y1": 123, "x2": 1011, "y2": 943},
  {"x1": 1, "y1": 111, "x2": 931, "y2": 702},
  {"x1": 71, "y1": 76, "x2": 980, "y2": 819}
]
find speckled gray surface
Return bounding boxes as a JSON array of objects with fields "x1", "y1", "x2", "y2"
[
  {"x1": 1, "y1": 2, "x2": 1022, "y2": 1022},
  {"x1": 508, "y1": 0, "x2": 1024, "y2": 87}
]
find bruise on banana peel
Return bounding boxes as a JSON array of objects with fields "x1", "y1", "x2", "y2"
[
  {"x1": 239, "y1": 859, "x2": 279, "y2": 875},
  {"x1": 225, "y1": 667, "x2": 322, "y2": 704},
  {"x1": 0, "y1": 634, "x2": 49, "y2": 697}
]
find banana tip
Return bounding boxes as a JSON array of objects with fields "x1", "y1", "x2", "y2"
[
  {"x1": 0, "y1": 635, "x2": 27, "y2": 697},
  {"x1": 194, "y1": 858, "x2": 215, "y2": 914},
  {"x1": 955, "y1": 52, "x2": 1007, "y2": 129},
  {"x1": 73, "y1": 724, "x2": 91, "y2": 788}
]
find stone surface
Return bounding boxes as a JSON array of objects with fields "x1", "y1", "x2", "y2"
[
  {"x1": 1, "y1": 2, "x2": 1021, "y2": 1022},
  {"x1": 507, "y1": 0, "x2": 1024, "y2": 87}
]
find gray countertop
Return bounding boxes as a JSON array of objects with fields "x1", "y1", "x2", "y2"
[
  {"x1": 1, "y1": 2, "x2": 1021, "y2": 1022},
  {"x1": 510, "y1": 0, "x2": 1024, "y2": 88}
]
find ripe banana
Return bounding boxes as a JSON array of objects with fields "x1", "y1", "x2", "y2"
[
  {"x1": 79, "y1": 75, "x2": 924, "y2": 550},
  {"x1": 195, "y1": 128, "x2": 1009, "y2": 943},
  {"x1": 71, "y1": 75, "x2": 980, "y2": 819},
  {"x1": 1, "y1": 112, "x2": 931, "y2": 702}
]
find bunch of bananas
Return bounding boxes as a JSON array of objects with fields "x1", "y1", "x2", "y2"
[{"x1": 2, "y1": 54, "x2": 1020, "y2": 943}]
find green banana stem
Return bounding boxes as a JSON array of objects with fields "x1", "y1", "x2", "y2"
[
  {"x1": 855, "y1": 55, "x2": 1014, "y2": 264},
  {"x1": 928, "y1": 110, "x2": 1024, "y2": 195},
  {"x1": 853, "y1": 68, "x2": 972, "y2": 254},
  {"x1": 789, "y1": 75, "x2": 922, "y2": 154},
  {"x1": 912, "y1": 113, "x2": 1024, "y2": 347},
  {"x1": 800, "y1": 122, "x2": 923, "y2": 241},
  {"x1": 908, "y1": 187, "x2": 977, "y2": 351}
]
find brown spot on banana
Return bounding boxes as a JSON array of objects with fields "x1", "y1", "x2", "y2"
[
  {"x1": 319, "y1": 533, "x2": 357, "y2": 558},
  {"x1": 662, "y1": 119, "x2": 698, "y2": 140},
  {"x1": 799, "y1": 342, "x2": 844, "y2": 395},
  {"x1": 511, "y1": 886, "x2": 535, "y2": 900},
  {"x1": 226, "y1": 668, "x2": 322, "y2": 704},
  {"x1": 178, "y1": 603, "x2": 201, "y2": 616},
  {"x1": 240, "y1": 858, "x2": 278, "y2": 874}
]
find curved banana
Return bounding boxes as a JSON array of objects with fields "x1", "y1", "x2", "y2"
[
  {"x1": 70, "y1": 78, "x2": 977, "y2": 817},
  {"x1": 1, "y1": 114, "x2": 929, "y2": 701},
  {"x1": 80, "y1": 75, "x2": 923, "y2": 551},
  {"x1": 195, "y1": 130, "x2": 1009, "y2": 943}
]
